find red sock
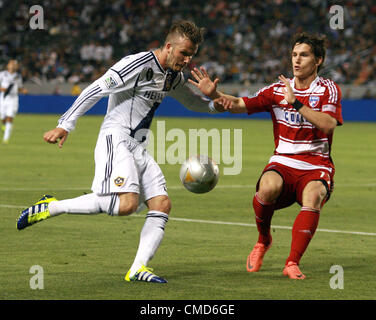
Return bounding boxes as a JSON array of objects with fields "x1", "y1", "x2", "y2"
[
  {"x1": 253, "y1": 192, "x2": 274, "y2": 246},
  {"x1": 286, "y1": 207, "x2": 320, "y2": 265}
]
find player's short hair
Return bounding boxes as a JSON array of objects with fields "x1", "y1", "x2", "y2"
[
  {"x1": 165, "y1": 20, "x2": 205, "y2": 46},
  {"x1": 292, "y1": 33, "x2": 326, "y2": 72}
]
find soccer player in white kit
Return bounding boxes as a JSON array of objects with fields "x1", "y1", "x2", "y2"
[
  {"x1": 17, "y1": 21, "x2": 222, "y2": 283},
  {"x1": 0, "y1": 60, "x2": 27, "y2": 144}
]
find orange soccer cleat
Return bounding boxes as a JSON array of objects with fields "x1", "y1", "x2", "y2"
[
  {"x1": 246, "y1": 240, "x2": 272, "y2": 272},
  {"x1": 283, "y1": 261, "x2": 306, "y2": 279}
]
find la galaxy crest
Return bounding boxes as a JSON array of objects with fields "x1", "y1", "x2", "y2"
[
  {"x1": 114, "y1": 176, "x2": 126, "y2": 187},
  {"x1": 163, "y1": 69, "x2": 178, "y2": 91}
]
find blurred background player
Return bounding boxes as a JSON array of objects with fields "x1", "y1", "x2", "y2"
[
  {"x1": 17, "y1": 20, "x2": 221, "y2": 283},
  {"x1": 190, "y1": 33, "x2": 343, "y2": 279},
  {"x1": 0, "y1": 59, "x2": 28, "y2": 144}
]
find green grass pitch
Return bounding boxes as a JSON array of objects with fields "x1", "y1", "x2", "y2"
[{"x1": 0, "y1": 114, "x2": 375, "y2": 300}]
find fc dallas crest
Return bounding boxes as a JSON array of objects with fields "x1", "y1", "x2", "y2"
[{"x1": 309, "y1": 96, "x2": 320, "y2": 108}]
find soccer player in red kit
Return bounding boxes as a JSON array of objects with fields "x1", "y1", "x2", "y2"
[{"x1": 189, "y1": 33, "x2": 343, "y2": 279}]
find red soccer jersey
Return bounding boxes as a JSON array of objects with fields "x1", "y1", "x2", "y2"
[{"x1": 242, "y1": 76, "x2": 343, "y2": 173}]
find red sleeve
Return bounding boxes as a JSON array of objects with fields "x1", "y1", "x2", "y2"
[
  {"x1": 321, "y1": 81, "x2": 343, "y2": 125},
  {"x1": 242, "y1": 85, "x2": 274, "y2": 115}
]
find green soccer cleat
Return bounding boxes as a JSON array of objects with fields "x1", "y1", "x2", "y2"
[
  {"x1": 17, "y1": 195, "x2": 57, "y2": 230},
  {"x1": 125, "y1": 265, "x2": 167, "y2": 283}
]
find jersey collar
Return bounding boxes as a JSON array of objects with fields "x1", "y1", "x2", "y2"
[
  {"x1": 292, "y1": 75, "x2": 320, "y2": 93},
  {"x1": 151, "y1": 51, "x2": 165, "y2": 74}
]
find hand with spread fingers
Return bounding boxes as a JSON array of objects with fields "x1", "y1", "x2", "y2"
[
  {"x1": 278, "y1": 74, "x2": 297, "y2": 105},
  {"x1": 188, "y1": 66, "x2": 220, "y2": 100}
]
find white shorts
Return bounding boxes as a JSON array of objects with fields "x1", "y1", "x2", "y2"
[
  {"x1": 91, "y1": 130, "x2": 168, "y2": 203},
  {"x1": 0, "y1": 96, "x2": 19, "y2": 119}
]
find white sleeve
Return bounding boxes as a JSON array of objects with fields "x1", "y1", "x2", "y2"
[
  {"x1": 57, "y1": 55, "x2": 149, "y2": 132},
  {"x1": 167, "y1": 75, "x2": 218, "y2": 114},
  {"x1": 57, "y1": 66, "x2": 126, "y2": 132}
]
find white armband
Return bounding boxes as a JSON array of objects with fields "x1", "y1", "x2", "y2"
[{"x1": 208, "y1": 100, "x2": 219, "y2": 113}]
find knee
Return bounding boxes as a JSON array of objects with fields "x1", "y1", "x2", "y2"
[
  {"x1": 157, "y1": 197, "x2": 172, "y2": 214},
  {"x1": 258, "y1": 179, "x2": 282, "y2": 203},
  {"x1": 148, "y1": 196, "x2": 172, "y2": 214},
  {"x1": 118, "y1": 197, "x2": 139, "y2": 216},
  {"x1": 303, "y1": 190, "x2": 327, "y2": 210},
  {"x1": 302, "y1": 181, "x2": 328, "y2": 210}
]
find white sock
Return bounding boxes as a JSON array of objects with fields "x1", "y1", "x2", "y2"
[
  {"x1": 129, "y1": 211, "x2": 169, "y2": 276},
  {"x1": 48, "y1": 193, "x2": 120, "y2": 216},
  {"x1": 3, "y1": 122, "x2": 12, "y2": 141}
]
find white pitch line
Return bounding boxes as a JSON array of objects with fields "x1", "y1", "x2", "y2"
[
  {"x1": 0, "y1": 204, "x2": 24, "y2": 209},
  {"x1": 0, "y1": 187, "x2": 92, "y2": 191},
  {"x1": 143, "y1": 216, "x2": 376, "y2": 237},
  {"x1": 2, "y1": 203, "x2": 375, "y2": 237}
]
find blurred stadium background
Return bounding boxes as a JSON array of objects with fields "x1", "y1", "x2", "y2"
[{"x1": 0, "y1": 0, "x2": 375, "y2": 99}]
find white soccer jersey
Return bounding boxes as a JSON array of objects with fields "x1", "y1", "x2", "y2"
[
  {"x1": 58, "y1": 51, "x2": 216, "y2": 141},
  {"x1": 0, "y1": 71, "x2": 23, "y2": 99}
]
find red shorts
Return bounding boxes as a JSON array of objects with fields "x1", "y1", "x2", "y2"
[{"x1": 256, "y1": 162, "x2": 334, "y2": 210}]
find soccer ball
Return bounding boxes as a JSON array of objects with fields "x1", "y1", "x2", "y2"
[{"x1": 179, "y1": 155, "x2": 219, "y2": 194}]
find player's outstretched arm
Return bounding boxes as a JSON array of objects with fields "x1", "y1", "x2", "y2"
[
  {"x1": 213, "y1": 96, "x2": 247, "y2": 113},
  {"x1": 188, "y1": 67, "x2": 248, "y2": 113},
  {"x1": 43, "y1": 127, "x2": 69, "y2": 148}
]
